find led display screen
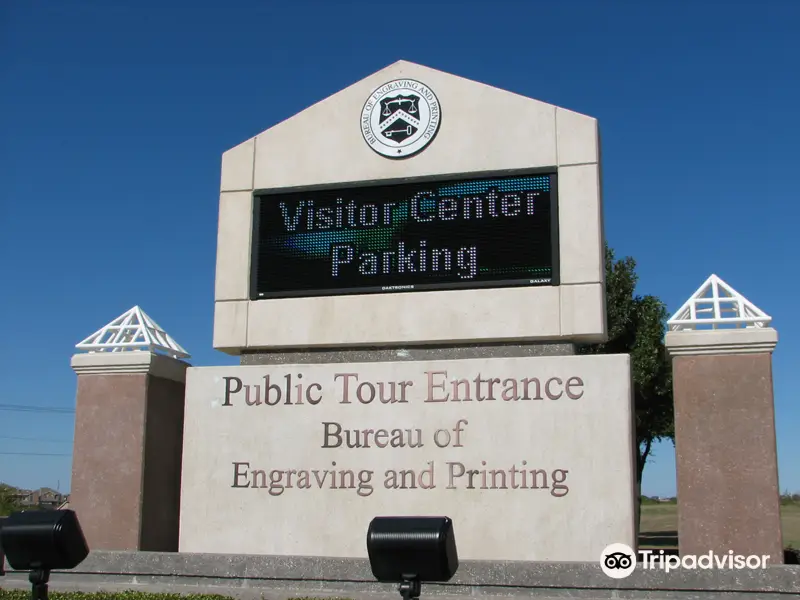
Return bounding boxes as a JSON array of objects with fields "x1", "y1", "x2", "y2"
[{"x1": 251, "y1": 172, "x2": 559, "y2": 299}]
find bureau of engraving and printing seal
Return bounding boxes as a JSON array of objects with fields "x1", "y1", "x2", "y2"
[{"x1": 360, "y1": 79, "x2": 441, "y2": 159}]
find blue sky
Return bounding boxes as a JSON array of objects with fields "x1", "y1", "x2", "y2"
[{"x1": 1, "y1": 0, "x2": 797, "y2": 497}]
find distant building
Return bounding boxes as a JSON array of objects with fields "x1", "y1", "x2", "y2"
[{"x1": 17, "y1": 487, "x2": 66, "y2": 509}]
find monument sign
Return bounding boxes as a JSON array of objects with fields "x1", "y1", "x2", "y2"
[
  {"x1": 177, "y1": 60, "x2": 635, "y2": 562},
  {"x1": 179, "y1": 355, "x2": 634, "y2": 560}
]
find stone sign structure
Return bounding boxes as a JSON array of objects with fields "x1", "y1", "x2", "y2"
[
  {"x1": 175, "y1": 59, "x2": 636, "y2": 562},
  {"x1": 25, "y1": 58, "x2": 794, "y2": 600},
  {"x1": 59, "y1": 60, "x2": 642, "y2": 563}
]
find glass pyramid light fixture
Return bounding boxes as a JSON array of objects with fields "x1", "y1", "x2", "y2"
[
  {"x1": 667, "y1": 274, "x2": 771, "y2": 332},
  {"x1": 75, "y1": 306, "x2": 190, "y2": 359}
]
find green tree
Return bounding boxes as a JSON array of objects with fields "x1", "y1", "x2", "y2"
[
  {"x1": 0, "y1": 482, "x2": 22, "y2": 516},
  {"x1": 576, "y1": 245, "x2": 674, "y2": 530}
]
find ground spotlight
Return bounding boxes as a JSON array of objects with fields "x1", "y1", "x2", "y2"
[
  {"x1": 366, "y1": 516, "x2": 458, "y2": 600},
  {"x1": 0, "y1": 509, "x2": 89, "y2": 600}
]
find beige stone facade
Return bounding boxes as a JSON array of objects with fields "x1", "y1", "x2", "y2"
[{"x1": 213, "y1": 60, "x2": 606, "y2": 352}]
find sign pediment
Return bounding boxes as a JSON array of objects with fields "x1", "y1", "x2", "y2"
[{"x1": 221, "y1": 60, "x2": 598, "y2": 192}]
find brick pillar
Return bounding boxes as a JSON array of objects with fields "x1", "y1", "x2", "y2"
[
  {"x1": 665, "y1": 328, "x2": 783, "y2": 560},
  {"x1": 69, "y1": 351, "x2": 188, "y2": 551}
]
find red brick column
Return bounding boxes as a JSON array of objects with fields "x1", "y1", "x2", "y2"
[
  {"x1": 69, "y1": 351, "x2": 188, "y2": 551},
  {"x1": 666, "y1": 328, "x2": 783, "y2": 561}
]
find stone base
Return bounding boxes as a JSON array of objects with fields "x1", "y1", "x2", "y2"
[
  {"x1": 3, "y1": 551, "x2": 798, "y2": 599},
  {"x1": 185, "y1": 350, "x2": 631, "y2": 560},
  {"x1": 240, "y1": 341, "x2": 576, "y2": 365}
]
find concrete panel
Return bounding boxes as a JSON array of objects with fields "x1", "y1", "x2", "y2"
[
  {"x1": 71, "y1": 351, "x2": 189, "y2": 382},
  {"x1": 239, "y1": 342, "x2": 576, "y2": 366},
  {"x1": 246, "y1": 285, "x2": 562, "y2": 348},
  {"x1": 557, "y1": 164, "x2": 603, "y2": 285},
  {"x1": 666, "y1": 327, "x2": 778, "y2": 356},
  {"x1": 215, "y1": 192, "x2": 253, "y2": 301},
  {"x1": 561, "y1": 283, "x2": 606, "y2": 338},
  {"x1": 220, "y1": 138, "x2": 255, "y2": 192},
  {"x1": 213, "y1": 301, "x2": 248, "y2": 349},
  {"x1": 179, "y1": 354, "x2": 636, "y2": 561},
  {"x1": 252, "y1": 61, "x2": 558, "y2": 191},
  {"x1": 556, "y1": 107, "x2": 599, "y2": 166}
]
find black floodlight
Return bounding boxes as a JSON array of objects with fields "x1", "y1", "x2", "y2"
[
  {"x1": 0, "y1": 509, "x2": 89, "y2": 600},
  {"x1": 367, "y1": 516, "x2": 458, "y2": 600}
]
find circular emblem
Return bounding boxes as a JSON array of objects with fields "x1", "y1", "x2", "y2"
[
  {"x1": 600, "y1": 543, "x2": 637, "y2": 579},
  {"x1": 361, "y1": 79, "x2": 441, "y2": 159}
]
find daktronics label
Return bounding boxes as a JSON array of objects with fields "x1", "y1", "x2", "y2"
[{"x1": 251, "y1": 173, "x2": 559, "y2": 298}]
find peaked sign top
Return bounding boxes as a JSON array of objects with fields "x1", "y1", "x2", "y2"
[
  {"x1": 220, "y1": 59, "x2": 599, "y2": 193},
  {"x1": 76, "y1": 306, "x2": 190, "y2": 359},
  {"x1": 667, "y1": 274, "x2": 772, "y2": 332}
]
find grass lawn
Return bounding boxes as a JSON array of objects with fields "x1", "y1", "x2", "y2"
[{"x1": 639, "y1": 502, "x2": 800, "y2": 550}]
